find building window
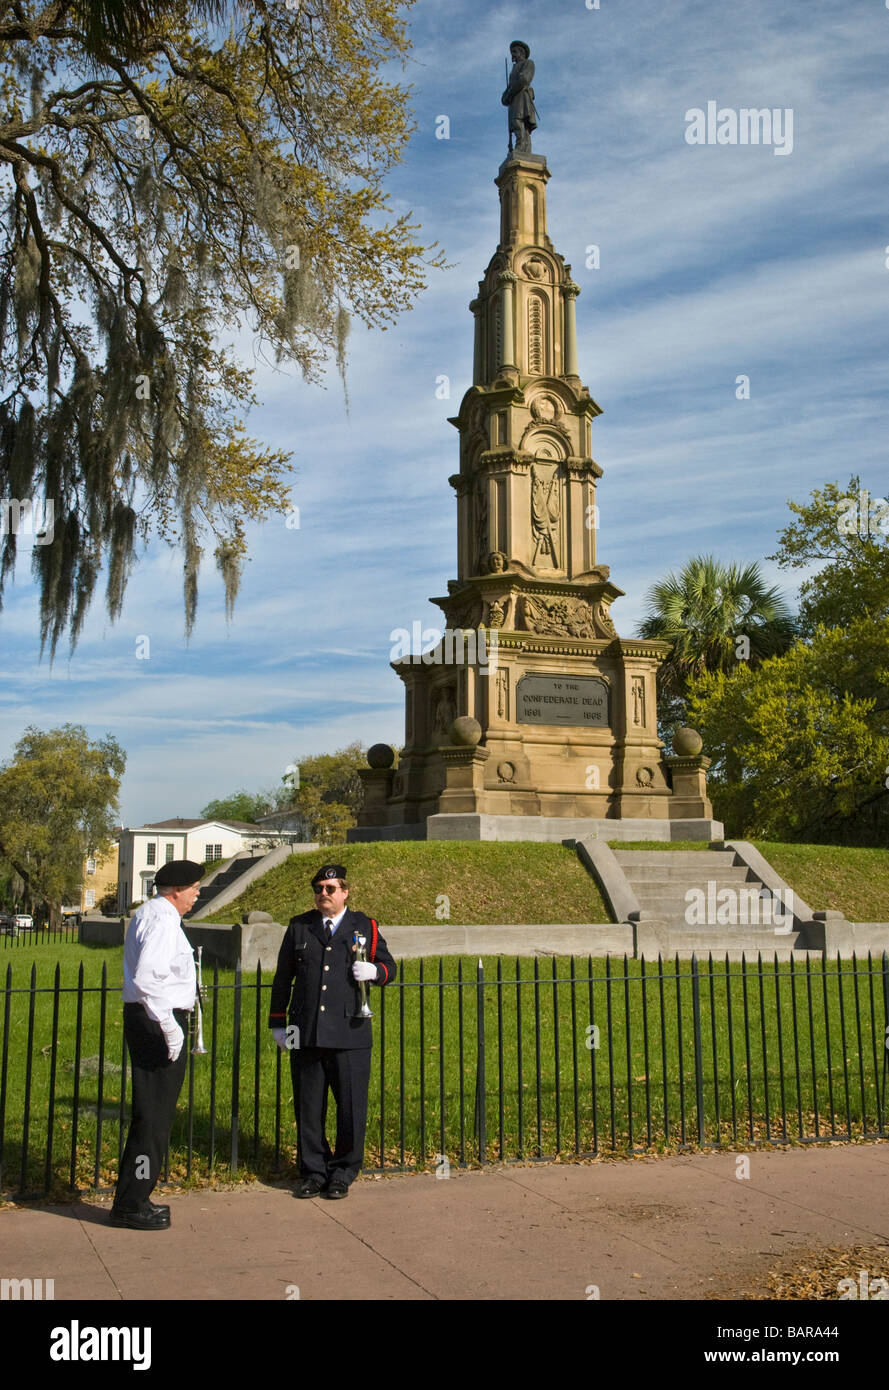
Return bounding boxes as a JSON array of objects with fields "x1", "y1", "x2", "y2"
[
  {"x1": 145, "y1": 878, "x2": 155, "y2": 898},
  {"x1": 205, "y1": 844, "x2": 222, "y2": 862},
  {"x1": 165, "y1": 843, "x2": 175, "y2": 862},
  {"x1": 84, "y1": 889, "x2": 95, "y2": 909},
  {"x1": 86, "y1": 857, "x2": 97, "y2": 875},
  {"x1": 146, "y1": 843, "x2": 156, "y2": 866}
]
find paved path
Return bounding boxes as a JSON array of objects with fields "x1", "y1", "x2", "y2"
[{"x1": 2, "y1": 1145, "x2": 887, "y2": 1301}]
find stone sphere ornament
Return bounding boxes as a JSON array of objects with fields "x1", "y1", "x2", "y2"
[
  {"x1": 673, "y1": 728, "x2": 703, "y2": 757},
  {"x1": 451, "y1": 716, "x2": 482, "y2": 747},
  {"x1": 367, "y1": 743, "x2": 396, "y2": 769}
]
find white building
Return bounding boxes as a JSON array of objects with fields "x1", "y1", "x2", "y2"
[{"x1": 116, "y1": 818, "x2": 285, "y2": 911}]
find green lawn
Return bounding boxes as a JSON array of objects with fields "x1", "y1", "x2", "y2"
[
  {"x1": 201, "y1": 840, "x2": 612, "y2": 926},
  {"x1": 2, "y1": 947, "x2": 886, "y2": 1197},
  {"x1": 752, "y1": 843, "x2": 889, "y2": 924}
]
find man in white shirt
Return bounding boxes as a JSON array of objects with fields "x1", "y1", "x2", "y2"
[{"x1": 111, "y1": 859, "x2": 201, "y2": 1230}]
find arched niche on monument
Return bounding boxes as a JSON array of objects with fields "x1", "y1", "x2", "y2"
[
  {"x1": 489, "y1": 295, "x2": 503, "y2": 378},
  {"x1": 526, "y1": 288, "x2": 550, "y2": 376},
  {"x1": 523, "y1": 425, "x2": 567, "y2": 460},
  {"x1": 470, "y1": 447, "x2": 489, "y2": 574},
  {"x1": 524, "y1": 183, "x2": 540, "y2": 243}
]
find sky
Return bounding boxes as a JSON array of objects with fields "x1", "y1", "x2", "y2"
[{"x1": 1, "y1": 0, "x2": 887, "y2": 827}]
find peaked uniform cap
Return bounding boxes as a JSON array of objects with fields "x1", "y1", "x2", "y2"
[{"x1": 311, "y1": 863, "x2": 347, "y2": 886}]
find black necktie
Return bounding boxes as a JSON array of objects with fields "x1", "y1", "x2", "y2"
[{"x1": 324, "y1": 919, "x2": 332, "y2": 943}]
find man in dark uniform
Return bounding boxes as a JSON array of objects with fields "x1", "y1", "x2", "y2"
[
  {"x1": 112, "y1": 859, "x2": 201, "y2": 1229},
  {"x1": 269, "y1": 863, "x2": 396, "y2": 1199}
]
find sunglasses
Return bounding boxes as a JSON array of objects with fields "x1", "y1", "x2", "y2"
[{"x1": 314, "y1": 883, "x2": 342, "y2": 894}]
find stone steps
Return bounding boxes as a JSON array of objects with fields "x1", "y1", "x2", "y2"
[
  {"x1": 613, "y1": 848, "x2": 797, "y2": 931},
  {"x1": 615, "y1": 850, "x2": 738, "y2": 868}
]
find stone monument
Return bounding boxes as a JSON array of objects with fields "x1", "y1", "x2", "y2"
[{"x1": 352, "y1": 44, "x2": 718, "y2": 843}]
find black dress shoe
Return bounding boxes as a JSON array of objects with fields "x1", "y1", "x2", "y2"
[
  {"x1": 110, "y1": 1206, "x2": 171, "y2": 1230},
  {"x1": 295, "y1": 1176, "x2": 326, "y2": 1199},
  {"x1": 147, "y1": 1201, "x2": 170, "y2": 1215},
  {"x1": 323, "y1": 1179, "x2": 349, "y2": 1199}
]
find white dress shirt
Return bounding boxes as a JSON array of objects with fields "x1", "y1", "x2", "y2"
[
  {"x1": 123, "y1": 895, "x2": 197, "y2": 1025},
  {"x1": 323, "y1": 907, "x2": 348, "y2": 936}
]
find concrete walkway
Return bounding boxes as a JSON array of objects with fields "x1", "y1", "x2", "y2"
[{"x1": 2, "y1": 1145, "x2": 887, "y2": 1301}]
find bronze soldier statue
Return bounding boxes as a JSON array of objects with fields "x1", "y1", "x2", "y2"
[{"x1": 502, "y1": 40, "x2": 538, "y2": 155}]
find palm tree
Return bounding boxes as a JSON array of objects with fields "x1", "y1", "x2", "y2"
[
  {"x1": 71, "y1": 0, "x2": 230, "y2": 61},
  {"x1": 638, "y1": 555, "x2": 796, "y2": 742}
]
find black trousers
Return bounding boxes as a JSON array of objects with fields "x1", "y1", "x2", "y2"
[
  {"x1": 114, "y1": 1004, "x2": 190, "y2": 1211},
  {"x1": 290, "y1": 1046, "x2": 372, "y2": 1186}
]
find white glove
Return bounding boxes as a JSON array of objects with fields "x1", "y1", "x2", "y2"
[
  {"x1": 352, "y1": 961, "x2": 377, "y2": 983},
  {"x1": 161, "y1": 1017, "x2": 184, "y2": 1061},
  {"x1": 272, "y1": 1027, "x2": 288, "y2": 1051}
]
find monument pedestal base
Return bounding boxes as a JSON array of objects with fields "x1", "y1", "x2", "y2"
[{"x1": 347, "y1": 814, "x2": 723, "y2": 844}]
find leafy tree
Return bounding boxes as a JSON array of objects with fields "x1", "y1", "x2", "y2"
[
  {"x1": 768, "y1": 477, "x2": 889, "y2": 638},
  {"x1": 278, "y1": 742, "x2": 368, "y2": 844},
  {"x1": 0, "y1": 723, "x2": 126, "y2": 924},
  {"x1": 200, "y1": 789, "x2": 271, "y2": 824},
  {"x1": 98, "y1": 883, "x2": 119, "y2": 915},
  {"x1": 686, "y1": 617, "x2": 889, "y2": 844},
  {"x1": 637, "y1": 554, "x2": 796, "y2": 747},
  {"x1": 0, "y1": 0, "x2": 442, "y2": 654}
]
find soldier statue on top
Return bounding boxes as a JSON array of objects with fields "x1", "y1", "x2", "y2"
[{"x1": 502, "y1": 40, "x2": 539, "y2": 155}]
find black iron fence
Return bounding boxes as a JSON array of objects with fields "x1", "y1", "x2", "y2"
[
  {"x1": 1, "y1": 923, "x2": 81, "y2": 949},
  {"x1": 1, "y1": 951, "x2": 888, "y2": 1199}
]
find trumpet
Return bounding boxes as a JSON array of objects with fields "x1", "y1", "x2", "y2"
[
  {"x1": 192, "y1": 945, "x2": 207, "y2": 1055},
  {"x1": 353, "y1": 931, "x2": 373, "y2": 1019}
]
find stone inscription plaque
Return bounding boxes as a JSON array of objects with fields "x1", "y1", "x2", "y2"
[{"x1": 516, "y1": 674, "x2": 609, "y2": 726}]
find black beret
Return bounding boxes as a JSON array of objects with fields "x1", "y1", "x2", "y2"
[
  {"x1": 154, "y1": 859, "x2": 204, "y2": 889},
  {"x1": 311, "y1": 863, "x2": 347, "y2": 887}
]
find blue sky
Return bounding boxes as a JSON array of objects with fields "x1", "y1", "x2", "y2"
[{"x1": 2, "y1": 0, "x2": 887, "y2": 827}]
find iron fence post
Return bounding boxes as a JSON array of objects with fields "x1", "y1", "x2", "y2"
[
  {"x1": 691, "y1": 954, "x2": 705, "y2": 1146},
  {"x1": 474, "y1": 958, "x2": 487, "y2": 1163}
]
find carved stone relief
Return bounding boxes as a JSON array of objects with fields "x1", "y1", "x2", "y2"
[
  {"x1": 591, "y1": 600, "x2": 617, "y2": 638},
  {"x1": 530, "y1": 394, "x2": 560, "y2": 423},
  {"x1": 432, "y1": 685, "x2": 457, "y2": 735},
  {"x1": 523, "y1": 256, "x2": 549, "y2": 281},
  {"x1": 487, "y1": 596, "x2": 510, "y2": 629},
  {"x1": 495, "y1": 667, "x2": 509, "y2": 719},
  {"x1": 447, "y1": 595, "x2": 484, "y2": 629},
  {"x1": 530, "y1": 464, "x2": 560, "y2": 568},
  {"x1": 519, "y1": 594, "x2": 593, "y2": 638}
]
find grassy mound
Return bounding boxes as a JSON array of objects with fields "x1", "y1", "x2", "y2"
[
  {"x1": 201, "y1": 841, "x2": 612, "y2": 926},
  {"x1": 753, "y1": 842, "x2": 889, "y2": 924}
]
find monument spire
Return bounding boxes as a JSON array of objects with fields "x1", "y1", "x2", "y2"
[{"x1": 353, "y1": 47, "x2": 715, "y2": 839}]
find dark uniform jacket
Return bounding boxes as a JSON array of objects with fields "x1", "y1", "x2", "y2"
[{"x1": 268, "y1": 909, "x2": 397, "y2": 1050}]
